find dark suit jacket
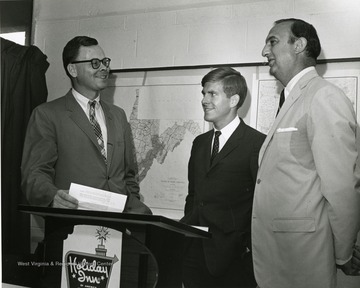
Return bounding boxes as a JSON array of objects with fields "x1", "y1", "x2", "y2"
[
  {"x1": 21, "y1": 90, "x2": 151, "y2": 214},
  {"x1": 181, "y1": 119, "x2": 265, "y2": 276}
]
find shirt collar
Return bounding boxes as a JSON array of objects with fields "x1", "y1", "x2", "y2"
[
  {"x1": 215, "y1": 116, "x2": 240, "y2": 142},
  {"x1": 284, "y1": 66, "x2": 315, "y2": 99},
  {"x1": 72, "y1": 88, "x2": 101, "y2": 110}
]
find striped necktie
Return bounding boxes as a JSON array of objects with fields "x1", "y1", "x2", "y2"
[
  {"x1": 211, "y1": 130, "x2": 221, "y2": 164},
  {"x1": 89, "y1": 101, "x2": 107, "y2": 163}
]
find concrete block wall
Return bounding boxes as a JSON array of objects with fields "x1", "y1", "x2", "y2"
[{"x1": 32, "y1": 0, "x2": 360, "y2": 101}]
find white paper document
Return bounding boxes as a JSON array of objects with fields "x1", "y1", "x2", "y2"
[
  {"x1": 191, "y1": 225, "x2": 209, "y2": 232},
  {"x1": 69, "y1": 183, "x2": 127, "y2": 213}
]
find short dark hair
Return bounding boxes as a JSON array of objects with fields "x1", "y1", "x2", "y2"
[
  {"x1": 201, "y1": 67, "x2": 247, "y2": 109},
  {"x1": 62, "y1": 36, "x2": 98, "y2": 78},
  {"x1": 275, "y1": 18, "x2": 321, "y2": 60}
]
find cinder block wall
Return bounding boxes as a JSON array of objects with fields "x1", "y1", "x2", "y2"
[{"x1": 32, "y1": 0, "x2": 360, "y2": 101}]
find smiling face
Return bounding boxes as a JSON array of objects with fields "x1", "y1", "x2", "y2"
[
  {"x1": 201, "y1": 81, "x2": 239, "y2": 130},
  {"x1": 68, "y1": 45, "x2": 109, "y2": 99},
  {"x1": 262, "y1": 21, "x2": 298, "y2": 86}
]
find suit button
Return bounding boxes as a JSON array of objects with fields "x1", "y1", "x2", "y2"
[
  {"x1": 199, "y1": 202, "x2": 204, "y2": 207},
  {"x1": 257, "y1": 179, "x2": 261, "y2": 184},
  {"x1": 107, "y1": 176, "x2": 110, "y2": 180}
]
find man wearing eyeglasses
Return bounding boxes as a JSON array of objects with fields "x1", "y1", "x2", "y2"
[{"x1": 21, "y1": 36, "x2": 151, "y2": 214}]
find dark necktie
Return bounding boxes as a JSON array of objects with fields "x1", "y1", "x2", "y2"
[
  {"x1": 89, "y1": 101, "x2": 107, "y2": 163},
  {"x1": 276, "y1": 89, "x2": 285, "y2": 116},
  {"x1": 210, "y1": 131, "x2": 221, "y2": 164}
]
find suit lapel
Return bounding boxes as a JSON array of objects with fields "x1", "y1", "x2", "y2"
[
  {"x1": 200, "y1": 131, "x2": 213, "y2": 171},
  {"x1": 100, "y1": 100, "x2": 114, "y2": 169},
  {"x1": 258, "y1": 70, "x2": 319, "y2": 165},
  {"x1": 65, "y1": 91, "x2": 106, "y2": 161},
  {"x1": 210, "y1": 119, "x2": 246, "y2": 168}
]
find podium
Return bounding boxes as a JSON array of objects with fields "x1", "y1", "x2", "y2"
[{"x1": 19, "y1": 205, "x2": 211, "y2": 288}]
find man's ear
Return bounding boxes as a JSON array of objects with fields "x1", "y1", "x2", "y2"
[
  {"x1": 67, "y1": 63, "x2": 77, "y2": 77},
  {"x1": 295, "y1": 37, "x2": 307, "y2": 54},
  {"x1": 230, "y1": 94, "x2": 240, "y2": 108}
]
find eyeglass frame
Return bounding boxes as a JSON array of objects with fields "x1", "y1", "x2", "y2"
[{"x1": 71, "y1": 57, "x2": 111, "y2": 69}]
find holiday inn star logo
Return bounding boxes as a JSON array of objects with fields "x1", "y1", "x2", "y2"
[{"x1": 65, "y1": 227, "x2": 119, "y2": 288}]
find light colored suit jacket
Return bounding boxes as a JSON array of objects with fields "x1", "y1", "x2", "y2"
[
  {"x1": 21, "y1": 90, "x2": 151, "y2": 213},
  {"x1": 252, "y1": 69, "x2": 360, "y2": 288}
]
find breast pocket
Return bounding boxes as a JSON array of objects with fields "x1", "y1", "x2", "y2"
[
  {"x1": 276, "y1": 127, "x2": 313, "y2": 168},
  {"x1": 276, "y1": 130, "x2": 299, "y2": 150}
]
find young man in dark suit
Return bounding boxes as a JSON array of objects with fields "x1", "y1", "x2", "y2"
[
  {"x1": 181, "y1": 67, "x2": 265, "y2": 288},
  {"x1": 21, "y1": 36, "x2": 151, "y2": 214}
]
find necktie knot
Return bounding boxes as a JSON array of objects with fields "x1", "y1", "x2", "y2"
[
  {"x1": 89, "y1": 100, "x2": 96, "y2": 112},
  {"x1": 279, "y1": 90, "x2": 285, "y2": 108},
  {"x1": 89, "y1": 101, "x2": 97, "y2": 118},
  {"x1": 276, "y1": 90, "x2": 285, "y2": 116},
  {"x1": 211, "y1": 130, "x2": 221, "y2": 164}
]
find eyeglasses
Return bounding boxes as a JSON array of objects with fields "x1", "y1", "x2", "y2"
[{"x1": 71, "y1": 57, "x2": 111, "y2": 69}]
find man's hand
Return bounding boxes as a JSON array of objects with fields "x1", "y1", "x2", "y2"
[
  {"x1": 338, "y1": 245, "x2": 360, "y2": 276},
  {"x1": 52, "y1": 190, "x2": 78, "y2": 209}
]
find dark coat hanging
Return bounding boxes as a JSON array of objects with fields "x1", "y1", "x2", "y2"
[{"x1": 1, "y1": 37, "x2": 49, "y2": 256}]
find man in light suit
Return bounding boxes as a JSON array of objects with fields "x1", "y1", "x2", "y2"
[
  {"x1": 21, "y1": 36, "x2": 151, "y2": 214},
  {"x1": 181, "y1": 67, "x2": 266, "y2": 288},
  {"x1": 252, "y1": 18, "x2": 360, "y2": 288}
]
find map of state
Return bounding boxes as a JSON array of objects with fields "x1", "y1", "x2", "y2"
[
  {"x1": 129, "y1": 90, "x2": 202, "y2": 183},
  {"x1": 108, "y1": 85, "x2": 208, "y2": 219}
]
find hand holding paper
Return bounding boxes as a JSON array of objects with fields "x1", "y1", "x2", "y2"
[
  {"x1": 52, "y1": 189, "x2": 78, "y2": 209},
  {"x1": 69, "y1": 183, "x2": 127, "y2": 213}
]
